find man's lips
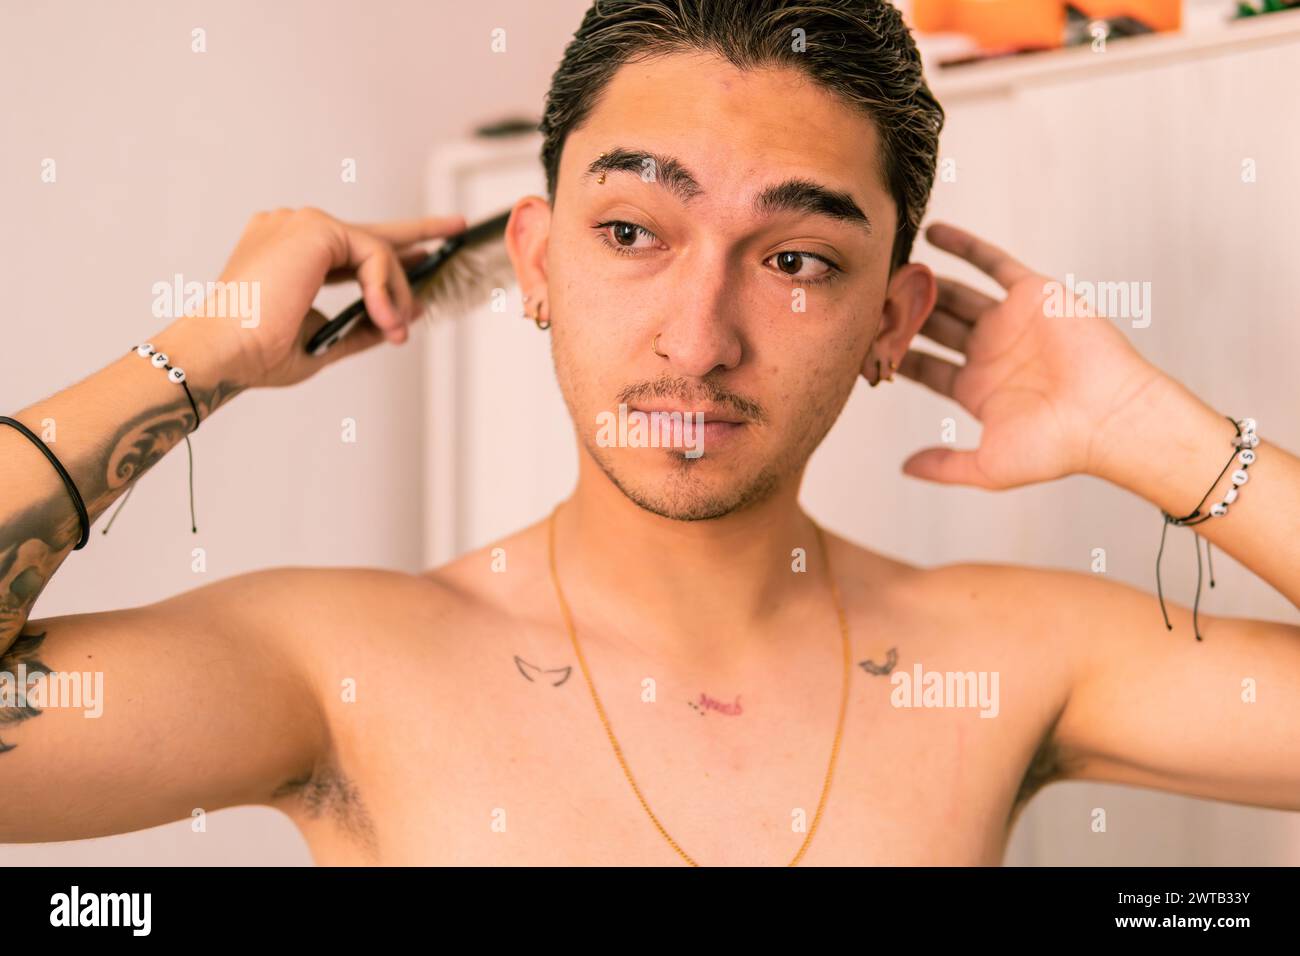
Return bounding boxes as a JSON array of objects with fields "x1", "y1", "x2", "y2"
[
  {"x1": 623, "y1": 406, "x2": 748, "y2": 453},
  {"x1": 628, "y1": 405, "x2": 746, "y2": 424}
]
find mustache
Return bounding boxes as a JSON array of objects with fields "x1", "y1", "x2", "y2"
[{"x1": 615, "y1": 375, "x2": 767, "y2": 425}]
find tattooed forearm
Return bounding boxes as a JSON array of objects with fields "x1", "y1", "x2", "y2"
[
  {"x1": 0, "y1": 380, "x2": 246, "y2": 648},
  {"x1": 0, "y1": 630, "x2": 51, "y2": 754}
]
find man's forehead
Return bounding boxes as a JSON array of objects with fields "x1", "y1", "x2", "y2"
[{"x1": 565, "y1": 51, "x2": 890, "y2": 210}]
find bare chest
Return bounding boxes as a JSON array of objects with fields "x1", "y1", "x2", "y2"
[{"x1": 294, "y1": 620, "x2": 1039, "y2": 866}]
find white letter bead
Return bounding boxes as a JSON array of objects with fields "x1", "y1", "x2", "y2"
[
  {"x1": 1242, "y1": 418, "x2": 1256, "y2": 433},
  {"x1": 168, "y1": 367, "x2": 186, "y2": 383},
  {"x1": 135, "y1": 343, "x2": 153, "y2": 357},
  {"x1": 1246, "y1": 434, "x2": 1259, "y2": 447},
  {"x1": 1210, "y1": 502, "x2": 1228, "y2": 517},
  {"x1": 151, "y1": 352, "x2": 169, "y2": 368},
  {"x1": 1231, "y1": 469, "x2": 1249, "y2": 486},
  {"x1": 1224, "y1": 487, "x2": 1238, "y2": 504},
  {"x1": 1238, "y1": 449, "x2": 1255, "y2": 465}
]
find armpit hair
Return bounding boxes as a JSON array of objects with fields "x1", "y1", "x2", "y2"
[
  {"x1": 1008, "y1": 705, "x2": 1082, "y2": 827},
  {"x1": 273, "y1": 754, "x2": 379, "y2": 860}
]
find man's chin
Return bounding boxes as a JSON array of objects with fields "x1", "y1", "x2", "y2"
[{"x1": 595, "y1": 451, "x2": 782, "y2": 522}]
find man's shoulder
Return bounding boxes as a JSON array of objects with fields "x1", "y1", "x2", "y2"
[
  {"x1": 913, "y1": 558, "x2": 1154, "y2": 628},
  {"x1": 193, "y1": 564, "x2": 476, "y2": 652},
  {"x1": 822, "y1": 531, "x2": 1145, "y2": 648},
  {"x1": 209, "y1": 563, "x2": 443, "y2": 607},
  {"x1": 836, "y1": 542, "x2": 1134, "y2": 616}
]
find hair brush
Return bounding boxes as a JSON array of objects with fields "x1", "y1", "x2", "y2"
[{"x1": 305, "y1": 208, "x2": 515, "y2": 356}]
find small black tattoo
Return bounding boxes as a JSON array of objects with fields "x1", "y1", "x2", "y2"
[
  {"x1": 858, "y1": 647, "x2": 898, "y2": 676},
  {"x1": 514, "y1": 655, "x2": 572, "y2": 687}
]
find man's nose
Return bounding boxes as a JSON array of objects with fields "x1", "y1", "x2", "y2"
[{"x1": 653, "y1": 258, "x2": 745, "y2": 378}]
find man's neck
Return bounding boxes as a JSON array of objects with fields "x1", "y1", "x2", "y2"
[{"x1": 550, "y1": 455, "x2": 831, "y2": 671}]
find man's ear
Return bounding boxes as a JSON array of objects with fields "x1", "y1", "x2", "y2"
[
  {"x1": 866, "y1": 260, "x2": 937, "y2": 370},
  {"x1": 504, "y1": 196, "x2": 552, "y2": 324}
]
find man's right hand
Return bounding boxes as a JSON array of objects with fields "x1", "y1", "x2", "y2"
[{"x1": 193, "y1": 207, "x2": 468, "y2": 389}]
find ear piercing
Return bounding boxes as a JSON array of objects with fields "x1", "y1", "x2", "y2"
[
  {"x1": 523, "y1": 294, "x2": 550, "y2": 331},
  {"x1": 652, "y1": 333, "x2": 667, "y2": 358},
  {"x1": 869, "y1": 356, "x2": 897, "y2": 387}
]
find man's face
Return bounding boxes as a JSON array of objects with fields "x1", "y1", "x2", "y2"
[{"x1": 541, "y1": 51, "x2": 903, "y2": 520}]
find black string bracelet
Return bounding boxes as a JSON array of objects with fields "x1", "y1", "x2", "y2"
[
  {"x1": 1156, "y1": 415, "x2": 1258, "y2": 641},
  {"x1": 0, "y1": 415, "x2": 91, "y2": 550},
  {"x1": 102, "y1": 343, "x2": 201, "y2": 538}
]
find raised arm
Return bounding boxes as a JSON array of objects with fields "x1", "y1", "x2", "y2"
[
  {"x1": 890, "y1": 221, "x2": 1300, "y2": 812},
  {"x1": 1, "y1": 206, "x2": 463, "y2": 650},
  {"x1": 0, "y1": 207, "x2": 466, "y2": 842}
]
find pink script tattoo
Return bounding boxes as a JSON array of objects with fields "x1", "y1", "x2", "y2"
[{"x1": 687, "y1": 692, "x2": 743, "y2": 716}]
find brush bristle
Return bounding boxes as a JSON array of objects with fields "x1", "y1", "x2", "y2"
[{"x1": 413, "y1": 231, "x2": 516, "y2": 322}]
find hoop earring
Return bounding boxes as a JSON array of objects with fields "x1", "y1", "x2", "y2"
[
  {"x1": 868, "y1": 356, "x2": 897, "y2": 387},
  {"x1": 523, "y1": 295, "x2": 551, "y2": 331},
  {"x1": 652, "y1": 333, "x2": 667, "y2": 358}
]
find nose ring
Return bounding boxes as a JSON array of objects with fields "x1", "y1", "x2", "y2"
[{"x1": 652, "y1": 333, "x2": 667, "y2": 358}]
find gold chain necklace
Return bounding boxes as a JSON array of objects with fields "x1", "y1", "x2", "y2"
[{"x1": 544, "y1": 504, "x2": 851, "y2": 867}]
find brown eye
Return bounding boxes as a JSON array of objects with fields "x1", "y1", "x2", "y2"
[
  {"x1": 766, "y1": 250, "x2": 834, "y2": 281},
  {"x1": 594, "y1": 220, "x2": 658, "y2": 254}
]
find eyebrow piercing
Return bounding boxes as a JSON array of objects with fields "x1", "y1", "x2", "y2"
[{"x1": 597, "y1": 152, "x2": 607, "y2": 184}]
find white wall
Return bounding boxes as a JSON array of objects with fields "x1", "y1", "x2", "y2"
[{"x1": 0, "y1": 0, "x2": 591, "y2": 867}]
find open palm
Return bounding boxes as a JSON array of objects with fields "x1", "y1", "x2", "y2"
[{"x1": 897, "y1": 222, "x2": 1165, "y2": 490}]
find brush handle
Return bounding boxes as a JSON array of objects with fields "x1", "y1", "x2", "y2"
[{"x1": 304, "y1": 235, "x2": 467, "y2": 357}]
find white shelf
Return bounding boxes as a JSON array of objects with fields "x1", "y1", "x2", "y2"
[{"x1": 926, "y1": 7, "x2": 1300, "y2": 99}]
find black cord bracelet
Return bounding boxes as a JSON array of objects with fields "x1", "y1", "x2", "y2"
[
  {"x1": 129, "y1": 344, "x2": 201, "y2": 434},
  {"x1": 0, "y1": 415, "x2": 91, "y2": 550},
  {"x1": 1155, "y1": 415, "x2": 1258, "y2": 642},
  {"x1": 99, "y1": 342, "x2": 202, "y2": 537}
]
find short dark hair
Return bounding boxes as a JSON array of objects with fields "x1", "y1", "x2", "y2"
[{"x1": 539, "y1": 0, "x2": 944, "y2": 271}]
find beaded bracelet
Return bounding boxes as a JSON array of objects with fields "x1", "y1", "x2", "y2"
[
  {"x1": 131, "y1": 343, "x2": 201, "y2": 433},
  {"x1": 1155, "y1": 416, "x2": 1258, "y2": 641},
  {"x1": 99, "y1": 343, "x2": 202, "y2": 537}
]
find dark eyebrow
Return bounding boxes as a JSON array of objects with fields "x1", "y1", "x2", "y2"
[
  {"x1": 753, "y1": 179, "x2": 872, "y2": 236},
  {"x1": 584, "y1": 147, "x2": 871, "y2": 236},
  {"x1": 584, "y1": 147, "x2": 703, "y2": 202}
]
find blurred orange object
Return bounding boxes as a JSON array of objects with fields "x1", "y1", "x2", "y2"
[{"x1": 912, "y1": 0, "x2": 1181, "y2": 50}]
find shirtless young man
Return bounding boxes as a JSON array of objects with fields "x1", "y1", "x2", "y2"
[{"x1": 2, "y1": 0, "x2": 1298, "y2": 867}]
